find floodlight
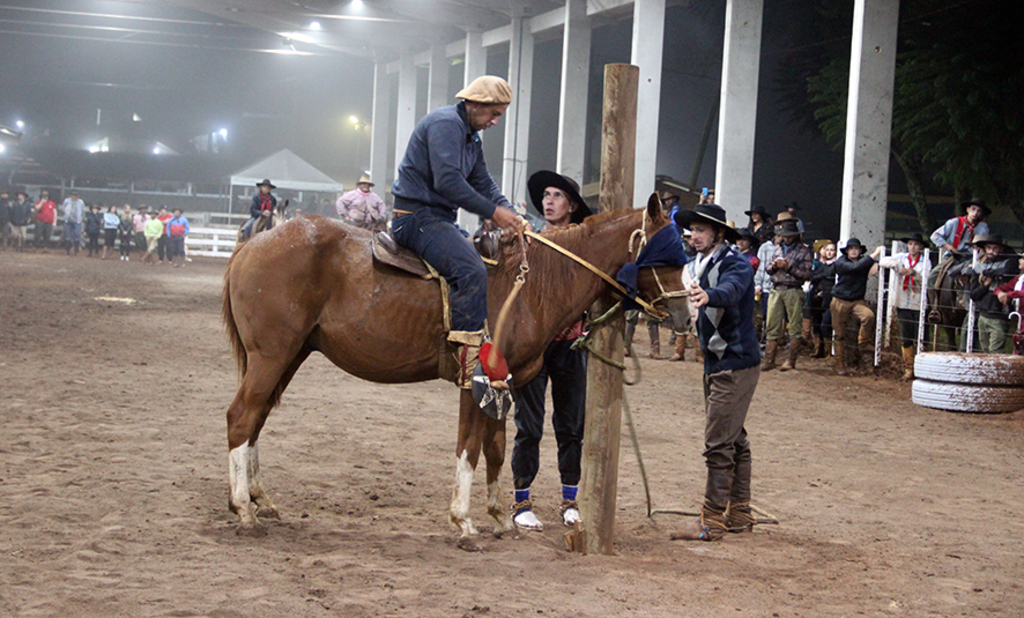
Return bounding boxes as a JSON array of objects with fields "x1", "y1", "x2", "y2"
[
  {"x1": 218, "y1": 128, "x2": 228, "y2": 138},
  {"x1": 15, "y1": 120, "x2": 24, "y2": 129},
  {"x1": 153, "y1": 147, "x2": 160, "y2": 154},
  {"x1": 309, "y1": 21, "x2": 321, "y2": 30}
]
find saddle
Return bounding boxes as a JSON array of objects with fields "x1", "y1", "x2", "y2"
[{"x1": 371, "y1": 230, "x2": 500, "y2": 278}]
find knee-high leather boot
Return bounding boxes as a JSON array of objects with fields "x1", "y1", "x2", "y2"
[
  {"x1": 671, "y1": 468, "x2": 732, "y2": 542},
  {"x1": 725, "y1": 460, "x2": 755, "y2": 533}
]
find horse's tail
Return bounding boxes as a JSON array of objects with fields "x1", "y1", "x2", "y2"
[{"x1": 222, "y1": 250, "x2": 247, "y2": 377}]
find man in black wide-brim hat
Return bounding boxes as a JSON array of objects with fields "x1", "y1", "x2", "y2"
[{"x1": 668, "y1": 203, "x2": 761, "y2": 543}]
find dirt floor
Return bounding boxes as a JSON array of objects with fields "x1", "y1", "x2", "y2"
[{"x1": 2, "y1": 250, "x2": 1024, "y2": 618}]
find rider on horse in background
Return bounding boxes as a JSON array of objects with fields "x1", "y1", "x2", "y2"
[
  {"x1": 243, "y1": 179, "x2": 277, "y2": 240},
  {"x1": 927, "y1": 197, "x2": 991, "y2": 290},
  {"x1": 390, "y1": 75, "x2": 527, "y2": 390}
]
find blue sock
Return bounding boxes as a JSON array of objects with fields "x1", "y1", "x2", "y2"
[
  {"x1": 562, "y1": 485, "x2": 578, "y2": 501},
  {"x1": 514, "y1": 489, "x2": 530, "y2": 504}
]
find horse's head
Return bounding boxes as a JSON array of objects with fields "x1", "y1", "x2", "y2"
[{"x1": 631, "y1": 193, "x2": 689, "y2": 333}]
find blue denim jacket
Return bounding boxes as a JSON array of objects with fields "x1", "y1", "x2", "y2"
[{"x1": 391, "y1": 102, "x2": 509, "y2": 219}]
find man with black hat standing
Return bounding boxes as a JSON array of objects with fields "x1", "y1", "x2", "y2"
[
  {"x1": 763, "y1": 216, "x2": 813, "y2": 371},
  {"x1": 830, "y1": 238, "x2": 877, "y2": 375},
  {"x1": 952, "y1": 234, "x2": 1020, "y2": 353},
  {"x1": 509, "y1": 170, "x2": 592, "y2": 532},
  {"x1": 669, "y1": 203, "x2": 761, "y2": 542},
  {"x1": 390, "y1": 75, "x2": 527, "y2": 392},
  {"x1": 876, "y1": 233, "x2": 930, "y2": 379},
  {"x1": 244, "y1": 179, "x2": 277, "y2": 239}
]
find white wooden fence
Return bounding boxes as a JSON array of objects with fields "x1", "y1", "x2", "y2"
[{"x1": 185, "y1": 226, "x2": 237, "y2": 258}]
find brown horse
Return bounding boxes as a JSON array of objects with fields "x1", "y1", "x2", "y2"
[
  {"x1": 927, "y1": 256, "x2": 968, "y2": 351},
  {"x1": 221, "y1": 195, "x2": 688, "y2": 541}
]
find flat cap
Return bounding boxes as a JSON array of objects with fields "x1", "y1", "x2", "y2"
[{"x1": 455, "y1": 76, "x2": 513, "y2": 104}]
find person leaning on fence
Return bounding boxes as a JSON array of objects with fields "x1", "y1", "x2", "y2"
[
  {"x1": 669, "y1": 203, "x2": 761, "y2": 542},
  {"x1": 876, "y1": 233, "x2": 930, "y2": 379},
  {"x1": 994, "y1": 249, "x2": 1024, "y2": 316},
  {"x1": 951, "y1": 234, "x2": 1020, "y2": 353},
  {"x1": 830, "y1": 238, "x2": 878, "y2": 376},
  {"x1": 762, "y1": 215, "x2": 813, "y2": 371}
]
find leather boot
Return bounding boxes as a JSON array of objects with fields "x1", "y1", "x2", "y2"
[
  {"x1": 902, "y1": 346, "x2": 915, "y2": 381},
  {"x1": 812, "y1": 334, "x2": 825, "y2": 358},
  {"x1": 624, "y1": 320, "x2": 636, "y2": 357},
  {"x1": 670, "y1": 468, "x2": 732, "y2": 542},
  {"x1": 670, "y1": 332, "x2": 686, "y2": 361},
  {"x1": 833, "y1": 341, "x2": 848, "y2": 376},
  {"x1": 801, "y1": 318, "x2": 812, "y2": 353},
  {"x1": 761, "y1": 340, "x2": 778, "y2": 371},
  {"x1": 448, "y1": 330, "x2": 483, "y2": 389},
  {"x1": 725, "y1": 460, "x2": 755, "y2": 533},
  {"x1": 780, "y1": 338, "x2": 801, "y2": 371},
  {"x1": 860, "y1": 345, "x2": 875, "y2": 371},
  {"x1": 648, "y1": 321, "x2": 662, "y2": 359}
]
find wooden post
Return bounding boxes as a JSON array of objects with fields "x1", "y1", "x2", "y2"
[{"x1": 578, "y1": 63, "x2": 638, "y2": 556}]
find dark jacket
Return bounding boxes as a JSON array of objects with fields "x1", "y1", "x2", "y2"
[
  {"x1": 696, "y1": 244, "x2": 761, "y2": 374},
  {"x1": 391, "y1": 102, "x2": 510, "y2": 219},
  {"x1": 84, "y1": 211, "x2": 103, "y2": 234},
  {"x1": 766, "y1": 240, "x2": 813, "y2": 290},
  {"x1": 250, "y1": 193, "x2": 277, "y2": 219},
  {"x1": 118, "y1": 215, "x2": 134, "y2": 235},
  {"x1": 748, "y1": 221, "x2": 774, "y2": 244},
  {"x1": 0, "y1": 198, "x2": 10, "y2": 225},
  {"x1": 810, "y1": 260, "x2": 837, "y2": 303},
  {"x1": 832, "y1": 255, "x2": 876, "y2": 301},
  {"x1": 966, "y1": 254, "x2": 1020, "y2": 319},
  {"x1": 10, "y1": 200, "x2": 33, "y2": 226}
]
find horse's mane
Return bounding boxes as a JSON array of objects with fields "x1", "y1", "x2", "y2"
[{"x1": 490, "y1": 208, "x2": 641, "y2": 306}]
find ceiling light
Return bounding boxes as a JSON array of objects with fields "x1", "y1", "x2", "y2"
[
  {"x1": 309, "y1": 21, "x2": 321, "y2": 30},
  {"x1": 15, "y1": 120, "x2": 24, "y2": 129},
  {"x1": 153, "y1": 147, "x2": 160, "y2": 154},
  {"x1": 218, "y1": 128, "x2": 228, "y2": 138},
  {"x1": 351, "y1": 0, "x2": 364, "y2": 8}
]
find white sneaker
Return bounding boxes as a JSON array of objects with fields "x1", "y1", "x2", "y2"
[
  {"x1": 560, "y1": 500, "x2": 581, "y2": 527},
  {"x1": 512, "y1": 500, "x2": 543, "y2": 531}
]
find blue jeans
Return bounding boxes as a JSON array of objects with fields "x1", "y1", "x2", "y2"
[
  {"x1": 392, "y1": 206, "x2": 487, "y2": 332},
  {"x1": 65, "y1": 221, "x2": 82, "y2": 249}
]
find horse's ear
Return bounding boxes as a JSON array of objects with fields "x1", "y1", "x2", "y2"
[{"x1": 646, "y1": 192, "x2": 662, "y2": 219}]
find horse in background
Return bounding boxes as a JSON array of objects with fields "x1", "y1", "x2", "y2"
[
  {"x1": 237, "y1": 198, "x2": 290, "y2": 244},
  {"x1": 220, "y1": 195, "x2": 688, "y2": 547},
  {"x1": 926, "y1": 255, "x2": 968, "y2": 351}
]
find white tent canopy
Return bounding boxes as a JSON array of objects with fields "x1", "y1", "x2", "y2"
[{"x1": 229, "y1": 148, "x2": 344, "y2": 194}]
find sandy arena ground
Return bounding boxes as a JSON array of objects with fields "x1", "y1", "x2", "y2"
[{"x1": 1, "y1": 249, "x2": 1024, "y2": 618}]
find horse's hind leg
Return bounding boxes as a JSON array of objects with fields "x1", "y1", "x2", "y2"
[
  {"x1": 226, "y1": 350, "x2": 305, "y2": 533},
  {"x1": 482, "y1": 415, "x2": 513, "y2": 535}
]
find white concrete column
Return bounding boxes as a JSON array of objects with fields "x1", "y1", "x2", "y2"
[
  {"x1": 557, "y1": 0, "x2": 591, "y2": 185},
  {"x1": 369, "y1": 62, "x2": 391, "y2": 197},
  {"x1": 840, "y1": 0, "x2": 899, "y2": 253},
  {"x1": 464, "y1": 31, "x2": 486, "y2": 86},
  {"x1": 502, "y1": 16, "x2": 534, "y2": 207},
  {"x1": 460, "y1": 32, "x2": 487, "y2": 231},
  {"x1": 428, "y1": 44, "x2": 450, "y2": 112},
  {"x1": 630, "y1": 0, "x2": 665, "y2": 208},
  {"x1": 714, "y1": 0, "x2": 764, "y2": 224},
  {"x1": 394, "y1": 54, "x2": 417, "y2": 177}
]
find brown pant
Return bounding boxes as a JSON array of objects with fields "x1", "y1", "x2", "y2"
[{"x1": 830, "y1": 297, "x2": 875, "y2": 347}]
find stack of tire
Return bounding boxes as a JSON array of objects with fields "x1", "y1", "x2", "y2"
[{"x1": 912, "y1": 352, "x2": 1024, "y2": 413}]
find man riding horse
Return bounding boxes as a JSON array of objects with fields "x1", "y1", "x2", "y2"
[
  {"x1": 927, "y1": 197, "x2": 991, "y2": 289},
  {"x1": 243, "y1": 178, "x2": 278, "y2": 240},
  {"x1": 390, "y1": 75, "x2": 528, "y2": 391}
]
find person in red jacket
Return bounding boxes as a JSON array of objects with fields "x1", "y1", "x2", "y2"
[{"x1": 34, "y1": 190, "x2": 57, "y2": 250}]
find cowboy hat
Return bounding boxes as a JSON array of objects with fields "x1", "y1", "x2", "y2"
[
  {"x1": 784, "y1": 201, "x2": 801, "y2": 211},
  {"x1": 970, "y1": 233, "x2": 1006, "y2": 248},
  {"x1": 775, "y1": 211, "x2": 795, "y2": 223},
  {"x1": 840, "y1": 237, "x2": 868, "y2": 254},
  {"x1": 256, "y1": 178, "x2": 276, "y2": 189},
  {"x1": 961, "y1": 197, "x2": 991, "y2": 217},
  {"x1": 527, "y1": 170, "x2": 592, "y2": 225},
  {"x1": 776, "y1": 220, "x2": 801, "y2": 237},
  {"x1": 659, "y1": 190, "x2": 679, "y2": 202},
  {"x1": 673, "y1": 203, "x2": 741, "y2": 242},
  {"x1": 455, "y1": 76, "x2": 513, "y2": 105},
  {"x1": 736, "y1": 227, "x2": 761, "y2": 250},
  {"x1": 744, "y1": 204, "x2": 771, "y2": 218},
  {"x1": 812, "y1": 238, "x2": 833, "y2": 255},
  {"x1": 898, "y1": 232, "x2": 928, "y2": 246},
  {"x1": 356, "y1": 173, "x2": 374, "y2": 187}
]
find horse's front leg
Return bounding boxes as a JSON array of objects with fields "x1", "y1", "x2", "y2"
[
  {"x1": 482, "y1": 415, "x2": 513, "y2": 535},
  {"x1": 247, "y1": 441, "x2": 280, "y2": 520},
  {"x1": 450, "y1": 390, "x2": 485, "y2": 549}
]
